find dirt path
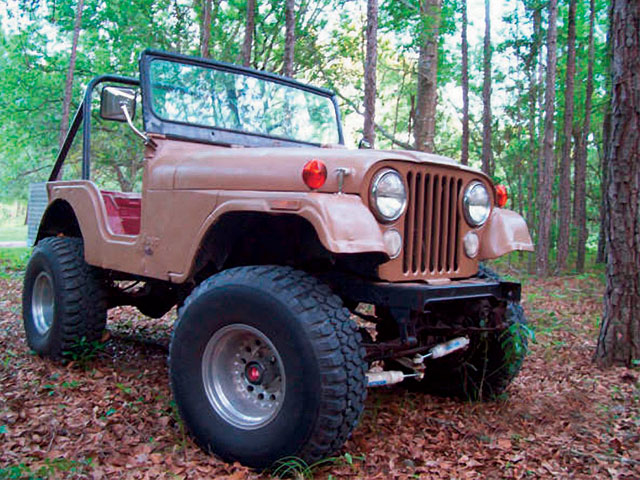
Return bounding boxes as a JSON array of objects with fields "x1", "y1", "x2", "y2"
[
  {"x1": 0, "y1": 272, "x2": 638, "y2": 479},
  {"x1": 0, "y1": 241, "x2": 26, "y2": 248}
]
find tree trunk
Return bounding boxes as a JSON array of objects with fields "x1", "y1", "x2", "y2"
[
  {"x1": 481, "y1": 0, "x2": 492, "y2": 175},
  {"x1": 460, "y1": 0, "x2": 469, "y2": 165},
  {"x1": 595, "y1": 0, "x2": 640, "y2": 367},
  {"x1": 597, "y1": 3, "x2": 613, "y2": 265},
  {"x1": 283, "y1": 0, "x2": 296, "y2": 77},
  {"x1": 363, "y1": 0, "x2": 378, "y2": 148},
  {"x1": 200, "y1": 0, "x2": 212, "y2": 58},
  {"x1": 535, "y1": 0, "x2": 558, "y2": 277},
  {"x1": 58, "y1": 0, "x2": 84, "y2": 150},
  {"x1": 242, "y1": 0, "x2": 256, "y2": 67},
  {"x1": 556, "y1": 0, "x2": 577, "y2": 272},
  {"x1": 414, "y1": 0, "x2": 442, "y2": 153},
  {"x1": 574, "y1": 0, "x2": 595, "y2": 272},
  {"x1": 526, "y1": 4, "x2": 541, "y2": 274}
]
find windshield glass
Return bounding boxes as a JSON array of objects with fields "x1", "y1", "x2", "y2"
[{"x1": 148, "y1": 59, "x2": 340, "y2": 145}]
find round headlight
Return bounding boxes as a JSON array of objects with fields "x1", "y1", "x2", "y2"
[
  {"x1": 463, "y1": 181, "x2": 491, "y2": 226},
  {"x1": 370, "y1": 169, "x2": 407, "y2": 222}
]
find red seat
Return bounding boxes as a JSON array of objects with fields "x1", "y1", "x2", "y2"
[{"x1": 101, "y1": 190, "x2": 141, "y2": 235}]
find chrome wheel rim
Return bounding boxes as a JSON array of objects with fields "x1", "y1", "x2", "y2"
[
  {"x1": 202, "y1": 324, "x2": 285, "y2": 430},
  {"x1": 32, "y1": 271, "x2": 54, "y2": 335}
]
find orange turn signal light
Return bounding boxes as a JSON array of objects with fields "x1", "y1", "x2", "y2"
[
  {"x1": 495, "y1": 184, "x2": 508, "y2": 208},
  {"x1": 302, "y1": 159, "x2": 327, "y2": 189}
]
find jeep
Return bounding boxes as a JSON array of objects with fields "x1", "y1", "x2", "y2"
[{"x1": 22, "y1": 50, "x2": 534, "y2": 468}]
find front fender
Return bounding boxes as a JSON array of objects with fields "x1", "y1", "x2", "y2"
[
  {"x1": 208, "y1": 192, "x2": 387, "y2": 254},
  {"x1": 479, "y1": 208, "x2": 534, "y2": 260},
  {"x1": 168, "y1": 191, "x2": 388, "y2": 283}
]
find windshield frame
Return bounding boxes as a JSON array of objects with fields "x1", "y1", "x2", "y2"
[{"x1": 139, "y1": 50, "x2": 344, "y2": 148}]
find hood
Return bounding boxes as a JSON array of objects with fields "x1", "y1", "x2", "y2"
[{"x1": 147, "y1": 138, "x2": 488, "y2": 193}]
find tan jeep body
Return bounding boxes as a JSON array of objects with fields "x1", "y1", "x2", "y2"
[
  {"x1": 24, "y1": 49, "x2": 536, "y2": 469},
  {"x1": 42, "y1": 137, "x2": 532, "y2": 284}
]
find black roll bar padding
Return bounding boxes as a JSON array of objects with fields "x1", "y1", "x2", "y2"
[{"x1": 49, "y1": 74, "x2": 140, "y2": 182}]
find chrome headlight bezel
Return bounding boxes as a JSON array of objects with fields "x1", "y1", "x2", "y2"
[
  {"x1": 463, "y1": 181, "x2": 491, "y2": 227},
  {"x1": 370, "y1": 169, "x2": 408, "y2": 223}
]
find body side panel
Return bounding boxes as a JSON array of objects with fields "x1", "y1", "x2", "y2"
[{"x1": 44, "y1": 181, "x2": 387, "y2": 283}]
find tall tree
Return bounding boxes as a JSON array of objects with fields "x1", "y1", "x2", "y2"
[
  {"x1": 200, "y1": 0, "x2": 212, "y2": 58},
  {"x1": 363, "y1": 0, "x2": 378, "y2": 147},
  {"x1": 556, "y1": 0, "x2": 577, "y2": 272},
  {"x1": 595, "y1": 0, "x2": 640, "y2": 367},
  {"x1": 481, "y1": 0, "x2": 492, "y2": 175},
  {"x1": 58, "y1": 0, "x2": 84, "y2": 150},
  {"x1": 535, "y1": 0, "x2": 558, "y2": 277},
  {"x1": 283, "y1": 0, "x2": 296, "y2": 77},
  {"x1": 574, "y1": 0, "x2": 595, "y2": 272},
  {"x1": 460, "y1": 0, "x2": 469, "y2": 165},
  {"x1": 414, "y1": 0, "x2": 442, "y2": 153},
  {"x1": 526, "y1": 3, "x2": 542, "y2": 274},
  {"x1": 597, "y1": 2, "x2": 614, "y2": 265},
  {"x1": 242, "y1": 0, "x2": 256, "y2": 67}
]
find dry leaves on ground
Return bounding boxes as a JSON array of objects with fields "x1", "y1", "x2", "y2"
[{"x1": 0, "y1": 269, "x2": 638, "y2": 479}]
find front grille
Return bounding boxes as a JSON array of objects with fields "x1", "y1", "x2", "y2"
[{"x1": 402, "y1": 170, "x2": 463, "y2": 275}]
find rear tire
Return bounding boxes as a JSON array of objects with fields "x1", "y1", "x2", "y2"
[
  {"x1": 417, "y1": 265, "x2": 528, "y2": 400},
  {"x1": 377, "y1": 265, "x2": 529, "y2": 401},
  {"x1": 416, "y1": 301, "x2": 528, "y2": 400},
  {"x1": 169, "y1": 265, "x2": 367, "y2": 469},
  {"x1": 22, "y1": 237, "x2": 107, "y2": 360}
]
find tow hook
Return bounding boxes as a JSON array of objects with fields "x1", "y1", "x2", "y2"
[{"x1": 366, "y1": 337, "x2": 470, "y2": 388}]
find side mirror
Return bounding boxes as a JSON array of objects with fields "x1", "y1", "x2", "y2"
[
  {"x1": 358, "y1": 138, "x2": 372, "y2": 149},
  {"x1": 100, "y1": 86, "x2": 136, "y2": 122}
]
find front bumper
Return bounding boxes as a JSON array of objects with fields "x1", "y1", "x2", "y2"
[{"x1": 322, "y1": 273, "x2": 521, "y2": 311}]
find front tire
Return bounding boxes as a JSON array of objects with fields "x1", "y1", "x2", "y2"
[
  {"x1": 22, "y1": 237, "x2": 107, "y2": 360},
  {"x1": 169, "y1": 266, "x2": 367, "y2": 469}
]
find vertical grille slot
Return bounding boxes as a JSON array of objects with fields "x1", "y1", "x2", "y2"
[
  {"x1": 401, "y1": 169, "x2": 463, "y2": 276},
  {"x1": 403, "y1": 172, "x2": 414, "y2": 273}
]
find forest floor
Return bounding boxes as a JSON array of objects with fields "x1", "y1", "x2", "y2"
[{"x1": 0, "y1": 257, "x2": 638, "y2": 479}]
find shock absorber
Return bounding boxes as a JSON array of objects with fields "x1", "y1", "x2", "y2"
[{"x1": 366, "y1": 337, "x2": 470, "y2": 387}]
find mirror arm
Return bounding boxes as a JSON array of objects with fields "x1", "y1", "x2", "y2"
[{"x1": 121, "y1": 104, "x2": 157, "y2": 149}]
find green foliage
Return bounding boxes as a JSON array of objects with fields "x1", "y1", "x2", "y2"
[
  {"x1": 271, "y1": 452, "x2": 365, "y2": 479},
  {"x1": 63, "y1": 336, "x2": 105, "y2": 368},
  {"x1": 0, "y1": 457, "x2": 94, "y2": 479},
  {"x1": 0, "y1": 0, "x2": 610, "y2": 273},
  {"x1": 500, "y1": 320, "x2": 535, "y2": 376},
  {"x1": 0, "y1": 248, "x2": 31, "y2": 278}
]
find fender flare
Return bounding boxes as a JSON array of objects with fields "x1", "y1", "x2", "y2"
[
  {"x1": 170, "y1": 192, "x2": 389, "y2": 283},
  {"x1": 479, "y1": 208, "x2": 534, "y2": 260}
]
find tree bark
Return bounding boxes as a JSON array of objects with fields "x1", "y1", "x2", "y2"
[
  {"x1": 597, "y1": 3, "x2": 614, "y2": 265},
  {"x1": 242, "y1": 0, "x2": 256, "y2": 67},
  {"x1": 556, "y1": 0, "x2": 577, "y2": 272},
  {"x1": 460, "y1": 0, "x2": 469, "y2": 165},
  {"x1": 535, "y1": 0, "x2": 558, "y2": 277},
  {"x1": 363, "y1": 0, "x2": 378, "y2": 148},
  {"x1": 58, "y1": 0, "x2": 84, "y2": 150},
  {"x1": 200, "y1": 0, "x2": 212, "y2": 58},
  {"x1": 595, "y1": 0, "x2": 640, "y2": 367},
  {"x1": 574, "y1": 0, "x2": 595, "y2": 272},
  {"x1": 526, "y1": 4, "x2": 541, "y2": 274},
  {"x1": 414, "y1": 0, "x2": 442, "y2": 153},
  {"x1": 481, "y1": 0, "x2": 492, "y2": 175},
  {"x1": 283, "y1": 0, "x2": 296, "y2": 77}
]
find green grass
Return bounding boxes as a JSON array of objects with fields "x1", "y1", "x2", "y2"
[
  {"x1": 0, "y1": 224, "x2": 27, "y2": 243},
  {"x1": 0, "y1": 247, "x2": 31, "y2": 277}
]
